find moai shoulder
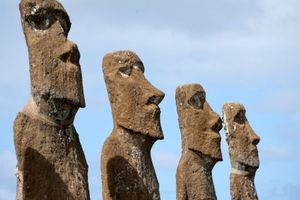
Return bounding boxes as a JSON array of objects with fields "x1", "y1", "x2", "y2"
[
  {"x1": 223, "y1": 103, "x2": 260, "y2": 200},
  {"x1": 101, "y1": 50, "x2": 164, "y2": 200},
  {"x1": 175, "y1": 84, "x2": 222, "y2": 200},
  {"x1": 14, "y1": 0, "x2": 89, "y2": 199}
]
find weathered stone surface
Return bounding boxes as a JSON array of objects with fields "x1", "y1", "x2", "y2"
[
  {"x1": 14, "y1": 0, "x2": 89, "y2": 199},
  {"x1": 175, "y1": 84, "x2": 222, "y2": 200},
  {"x1": 101, "y1": 51, "x2": 165, "y2": 200},
  {"x1": 222, "y1": 103, "x2": 260, "y2": 200}
]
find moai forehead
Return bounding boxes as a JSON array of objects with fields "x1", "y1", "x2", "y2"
[
  {"x1": 223, "y1": 103, "x2": 260, "y2": 169},
  {"x1": 176, "y1": 84, "x2": 222, "y2": 161},
  {"x1": 223, "y1": 103, "x2": 246, "y2": 123},
  {"x1": 176, "y1": 84, "x2": 205, "y2": 111},
  {"x1": 19, "y1": 0, "x2": 85, "y2": 110},
  {"x1": 102, "y1": 51, "x2": 164, "y2": 139},
  {"x1": 102, "y1": 51, "x2": 144, "y2": 77}
]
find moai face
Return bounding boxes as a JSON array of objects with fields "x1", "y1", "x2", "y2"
[
  {"x1": 223, "y1": 103, "x2": 260, "y2": 170},
  {"x1": 102, "y1": 51, "x2": 165, "y2": 139},
  {"x1": 176, "y1": 84, "x2": 222, "y2": 161},
  {"x1": 19, "y1": 0, "x2": 85, "y2": 124}
]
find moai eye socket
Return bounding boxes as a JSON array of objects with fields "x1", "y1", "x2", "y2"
[
  {"x1": 26, "y1": 14, "x2": 52, "y2": 30},
  {"x1": 188, "y1": 91, "x2": 206, "y2": 109},
  {"x1": 234, "y1": 111, "x2": 246, "y2": 124},
  {"x1": 26, "y1": 9, "x2": 70, "y2": 34},
  {"x1": 119, "y1": 66, "x2": 132, "y2": 77},
  {"x1": 133, "y1": 61, "x2": 145, "y2": 73},
  {"x1": 54, "y1": 11, "x2": 71, "y2": 34}
]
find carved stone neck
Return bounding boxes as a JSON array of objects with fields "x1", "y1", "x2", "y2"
[
  {"x1": 21, "y1": 97, "x2": 77, "y2": 127},
  {"x1": 21, "y1": 98, "x2": 59, "y2": 127},
  {"x1": 188, "y1": 150, "x2": 216, "y2": 177},
  {"x1": 185, "y1": 150, "x2": 217, "y2": 200}
]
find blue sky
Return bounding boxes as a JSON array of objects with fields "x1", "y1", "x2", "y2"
[{"x1": 1, "y1": 0, "x2": 300, "y2": 199}]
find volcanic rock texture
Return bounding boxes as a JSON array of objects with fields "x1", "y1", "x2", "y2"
[
  {"x1": 223, "y1": 103, "x2": 260, "y2": 200},
  {"x1": 101, "y1": 51, "x2": 165, "y2": 200},
  {"x1": 175, "y1": 84, "x2": 223, "y2": 200},
  {"x1": 14, "y1": 0, "x2": 89, "y2": 199}
]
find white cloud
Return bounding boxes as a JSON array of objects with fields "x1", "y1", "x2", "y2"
[
  {"x1": 260, "y1": 145, "x2": 298, "y2": 161},
  {"x1": 152, "y1": 151, "x2": 180, "y2": 170},
  {"x1": 62, "y1": 0, "x2": 260, "y2": 35},
  {"x1": 61, "y1": 0, "x2": 300, "y2": 89},
  {"x1": 284, "y1": 182, "x2": 300, "y2": 200},
  {"x1": 0, "y1": 150, "x2": 16, "y2": 200},
  {"x1": 3, "y1": 0, "x2": 299, "y2": 100},
  {"x1": 0, "y1": 188, "x2": 15, "y2": 200},
  {"x1": 266, "y1": 182, "x2": 300, "y2": 200},
  {"x1": 258, "y1": 89, "x2": 300, "y2": 121},
  {"x1": 294, "y1": 114, "x2": 300, "y2": 124},
  {"x1": 1, "y1": 1, "x2": 300, "y2": 199},
  {"x1": 0, "y1": 151, "x2": 16, "y2": 179},
  {"x1": 256, "y1": 0, "x2": 300, "y2": 35}
]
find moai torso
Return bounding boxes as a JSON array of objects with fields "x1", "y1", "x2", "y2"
[
  {"x1": 14, "y1": 0, "x2": 89, "y2": 199},
  {"x1": 223, "y1": 103, "x2": 260, "y2": 200},
  {"x1": 175, "y1": 84, "x2": 223, "y2": 200},
  {"x1": 101, "y1": 51, "x2": 165, "y2": 200}
]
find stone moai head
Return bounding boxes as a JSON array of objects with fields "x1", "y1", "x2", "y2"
[
  {"x1": 19, "y1": 0, "x2": 85, "y2": 124},
  {"x1": 175, "y1": 84, "x2": 223, "y2": 162},
  {"x1": 102, "y1": 51, "x2": 165, "y2": 139},
  {"x1": 223, "y1": 103, "x2": 260, "y2": 171}
]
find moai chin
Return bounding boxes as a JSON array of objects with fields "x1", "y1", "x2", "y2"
[
  {"x1": 222, "y1": 103, "x2": 260, "y2": 200},
  {"x1": 14, "y1": 0, "x2": 90, "y2": 199},
  {"x1": 101, "y1": 50, "x2": 165, "y2": 200},
  {"x1": 175, "y1": 84, "x2": 223, "y2": 200}
]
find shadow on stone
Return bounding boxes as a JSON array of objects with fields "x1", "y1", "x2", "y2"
[
  {"x1": 23, "y1": 148, "x2": 75, "y2": 200},
  {"x1": 107, "y1": 156, "x2": 150, "y2": 200}
]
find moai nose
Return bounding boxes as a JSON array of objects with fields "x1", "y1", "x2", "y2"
[
  {"x1": 146, "y1": 89, "x2": 165, "y2": 106},
  {"x1": 211, "y1": 115, "x2": 223, "y2": 132},
  {"x1": 59, "y1": 42, "x2": 80, "y2": 64},
  {"x1": 250, "y1": 128, "x2": 260, "y2": 145},
  {"x1": 245, "y1": 121, "x2": 260, "y2": 145}
]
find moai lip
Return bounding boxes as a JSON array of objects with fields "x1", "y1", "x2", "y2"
[
  {"x1": 222, "y1": 103, "x2": 260, "y2": 200},
  {"x1": 14, "y1": 0, "x2": 90, "y2": 199},
  {"x1": 175, "y1": 84, "x2": 222, "y2": 200},
  {"x1": 101, "y1": 50, "x2": 164, "y2": 200}
]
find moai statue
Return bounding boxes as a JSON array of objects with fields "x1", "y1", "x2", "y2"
[
  {"x1": 101, "y1": 51, "x2": 165, "y2": 200},
  {"x1": 14, "y1": 0, "x2": 90, "y2": 199},
  {"x1": 175, "y1": 84, "x2": 223, "y2": 200},
  {"x1": 222, "y1": 103, "x2": 260, "y2": 200}
]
